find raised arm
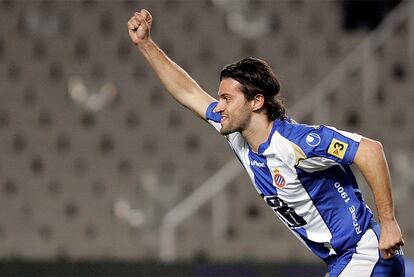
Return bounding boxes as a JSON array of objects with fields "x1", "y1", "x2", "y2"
[
  {"x1": 353, "y1": 137, "x2": 405, "y2": 259},
  {"x1": 127, "y1": 9, "x2": 216, "y2": 120}
]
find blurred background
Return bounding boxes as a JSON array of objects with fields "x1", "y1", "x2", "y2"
[{"x1": 0, "y1": 0, "x2": 413, "y2": 276}]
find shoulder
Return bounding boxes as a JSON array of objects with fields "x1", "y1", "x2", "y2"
[
  {"x1": 274, "y1": 118, "x2": 321, "y2": 145},
  {"x1": 275, "y1": 118, "x2": 361, "y2": 165}
]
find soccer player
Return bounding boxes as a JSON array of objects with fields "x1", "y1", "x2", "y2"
[{"x1": 128, "y1": 9, "x2": 405, "y2": 276}]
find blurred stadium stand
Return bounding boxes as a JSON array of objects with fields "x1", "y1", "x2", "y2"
[{"x1": 0, "y1": 0, "x2": 413, "y2": 275}]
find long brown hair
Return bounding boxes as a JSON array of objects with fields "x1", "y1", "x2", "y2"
[{"x1": 220, "y1": 57, "x2": 286, "y2": 121}]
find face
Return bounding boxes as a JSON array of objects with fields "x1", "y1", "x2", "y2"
[{"x1": 215, "y1": 78, "x2": 253, "y2": 135}]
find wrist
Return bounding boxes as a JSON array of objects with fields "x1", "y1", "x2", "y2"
[
  {"x1": 136, "y1": 38, "x2": 154, "y2": 50},
  {"x1": 379, "y1": 214, "x2": 396, "y2": 224}
]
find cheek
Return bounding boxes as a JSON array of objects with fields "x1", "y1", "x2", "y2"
[
  {"x1": 235, "y1": 101, "x2": 251, "y2": 115},
  {"x1": 231, "y1": 103, "x2": 250, "y2": 122}
]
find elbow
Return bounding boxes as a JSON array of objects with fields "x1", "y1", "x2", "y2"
[
  {"x1": 366, "y1": 139, "x2": 386, "y2": 162},
  {"x1": 370, "y1": 139, "x2": 384, "y2": 155},
  {"x1": 361, "y1": 137, "x2": 383, "y2": 152},
  {"x1": 355, "y1": 138, "x2": 385, "y2": 166}
]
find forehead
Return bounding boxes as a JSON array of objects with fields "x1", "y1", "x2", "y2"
[{"x1": 218, "y1": 78, "x2": 243, "y2": 96}]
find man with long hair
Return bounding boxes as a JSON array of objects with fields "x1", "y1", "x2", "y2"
[{"x1": 127, "y1": 9, "x2": 405, "y2": 276}]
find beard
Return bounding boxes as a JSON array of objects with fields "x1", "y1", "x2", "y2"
[
  {"x1": 219, "y1": 108, "x2": 251, "y2": 136},
  {"x1": 220, "y1": 127, "x2": 235, "y2": 136},
  {"x1": 220, "y1": 121, "x2": 235, "y2": 135},
  {"x1": 220, "y1": 119, "x2": 243, "y2": 136}
]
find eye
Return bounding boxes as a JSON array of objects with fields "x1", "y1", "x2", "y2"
[{"x1": 219, "y1": 93, "x2": 233, "y2": 104}]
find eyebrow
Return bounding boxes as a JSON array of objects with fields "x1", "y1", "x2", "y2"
[{"x1": 218, "y1": 92, "x2": 231, "y2": 98}]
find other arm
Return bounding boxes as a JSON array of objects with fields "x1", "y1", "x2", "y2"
[
  {"x1": 353, "y1": 137, "x2": 404, "y2": 259},
  {"x1": 127, "y1": 9, "x2": 216, "y2": 119}
]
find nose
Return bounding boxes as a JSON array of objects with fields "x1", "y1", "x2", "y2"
[{"x1": 215, "y1": 100, "x2": 225, "y2": 113}]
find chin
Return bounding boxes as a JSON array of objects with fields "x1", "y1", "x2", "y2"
[
  {"x1": 220, "y1": 127, "x2": 236, "y2": 136},
  {"x1": 220, "y1": 130, "x2": 230, "y2": 136}
]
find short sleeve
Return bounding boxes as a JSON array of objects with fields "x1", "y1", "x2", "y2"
[
  {"x1": 206, "y1": 102, "x2": 221, "y2": 122},
  {"x1": 205, "y1": 101, "x2": 222, "y2": 133},
  {"x1": 280, "y1": 122, "x2": 361, "y2": 165}
]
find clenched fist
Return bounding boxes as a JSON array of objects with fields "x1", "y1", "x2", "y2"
[{"x1": 127, "y1": 9, "x2": 152, "y2": 45}]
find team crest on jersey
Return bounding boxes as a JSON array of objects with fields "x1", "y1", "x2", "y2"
[
  {"x1": 273, "y1": 168, "x2": 286, "y2": 189},
  {"x1": 327, "y1": 138, "x2": 348, "y2": 159}
]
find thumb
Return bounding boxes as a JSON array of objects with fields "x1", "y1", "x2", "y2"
[
  {"x1": 140, "y1": 9, "x2": 152, "y2": 28},
  {"x1": 134, "y1": 12, "x2": 149, "y2": 31}
]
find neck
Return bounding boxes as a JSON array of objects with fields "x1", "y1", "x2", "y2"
[{"x1": 242, "y1": 116, "x2": 274, "y2": 153}]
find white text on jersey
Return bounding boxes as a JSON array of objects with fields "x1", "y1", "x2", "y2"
[{"x1": 250, "y1": 160, "x2": 266, "y2": 168}]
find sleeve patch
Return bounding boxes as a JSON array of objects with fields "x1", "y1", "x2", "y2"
[{"x1": 327, "y1": 138, "x2": 348, "y2": 159}]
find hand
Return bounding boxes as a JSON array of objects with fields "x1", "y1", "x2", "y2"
[
  {"x1": 128, "y1": 9, "x2": 153, "y2": 45},
  {"x1": 379, "y1": 219, "x2": 404, "y2": 259}
]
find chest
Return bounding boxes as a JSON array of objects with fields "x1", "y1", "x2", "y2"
[{"x1": 237, "y1": 144, "x2": 302, "y2": 197}]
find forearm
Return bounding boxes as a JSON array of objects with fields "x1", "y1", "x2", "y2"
[
  {"x1": 129, "y1": 10, "x2": 214, "y2": 119},
  {"x1": 355, "y1": 138, "x2": 404, "y2": 257},
  {"x1": 137, "y1": 39, "x2": 206, "y2": 110},
  {"x1": 354, "y1": 138, "x2": 395, "y2": 223}
]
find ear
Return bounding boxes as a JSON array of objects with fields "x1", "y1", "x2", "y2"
[{"x1": 251, "y1": 94, "x2": 265, "y2": 112}]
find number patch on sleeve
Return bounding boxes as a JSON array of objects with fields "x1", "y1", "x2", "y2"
[{"x1": 327, "y1": 138, "x2": 348, "y2": 159}]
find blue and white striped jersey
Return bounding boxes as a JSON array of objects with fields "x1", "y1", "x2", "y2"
[{"x1": 206, "y1": 102, "x2": 373, "y2": 262}]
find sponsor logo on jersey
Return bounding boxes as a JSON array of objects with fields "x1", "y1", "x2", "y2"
[
  {"x1": 273, "y1": 168, "x2": 286, "y2": 189},
  {"x1": 306, "y1": 133, "x2": 321, "y2": 147},
  {"x1": 250, "y1": 159, "x2": 265, "y2": 168},
  {"x1": 327, "y1": 138, "x2": 348, "y2": 159}
]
